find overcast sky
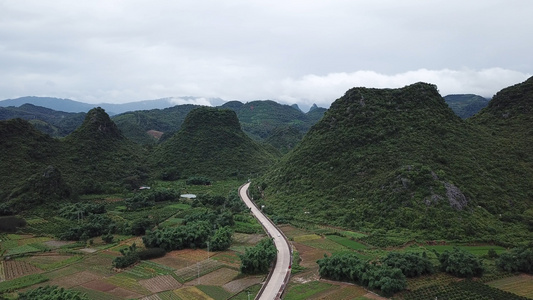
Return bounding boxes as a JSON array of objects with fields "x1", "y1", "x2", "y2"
[{"x1": 1, "y1": 0, "x2": 531, "y2": 109}]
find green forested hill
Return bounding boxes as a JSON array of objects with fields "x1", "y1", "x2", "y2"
[
  {"x1": 61, "y1": 107, "x2": 149, "y2": 194},
  {"x1": 111, "y1": 104, "x2": 200, "y2": 144},
  {"x1": 256, "y1": 80, "x2": 533, "y2": 243},
  {"x1": 0, "y1": 104, "x2": 86, "y2": 137},
  {"x1": 444, "y1": 94, "x2": 490, "y2": 118},
  {"x1": 0, "y1": 119, "x2": 61, "y2": 200},
  {"x1": 152, "y1": 107, "x2": 279, "y2": 179}
]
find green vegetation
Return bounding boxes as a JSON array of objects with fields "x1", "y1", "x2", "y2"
[
  {"x1": 257, "y1": 79, "x2": 533, "y2": 245},
  {"x1": 444, "y1": 94, "x2": 490, "y2": 119},
  {"x1": 151, "y1": 107, "x2": 279, "y2": 179},
  {"x1": 438, "y1": 247, "x2": 484, "y2": 278},
  {"x1": 0, "y1": 274, "x2": 48, "y2": 293},
  {"x1": 496, "y1": 245, "x2": 533, "y2": 273},
  {"x1": 317, "y1": 252, "x2": 407, "y2": 296},
  {"x1": 19, "y1": 285, "x2": 88, "y2": 300},
  {"x1": 239, "y1": 238, "x2": 277, "y2": 274}
]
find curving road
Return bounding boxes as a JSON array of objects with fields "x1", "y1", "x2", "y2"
[{"x1": 239, "y1": 182, "x2": 292, "y2": 300}]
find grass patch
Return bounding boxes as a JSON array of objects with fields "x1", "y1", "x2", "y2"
[
  {"x1": 300, "y1": 237, "x2": 349, "y2": 252},
  {"x1": 165, "y1": 203, "x2": 191, "y2": 210},
  {"x1": 158, "y1": 290, "x2": 182, "y2": 300},
  {"x1": 284, "y1": 281, "x2": 333, "y2": 300},
  {"x1": 326, "y1": 235, "x2": 368, "y2": 250},
  {"x1": 173, "y1": 286, "x2": 212, "y2": 300},
  {"x1": 233, "y1": 221, "x2": 263, "y2": 234},
  {"x1": 292, "y1": 234, "x2": 321, "y2": 242},
  {"x1": 197, "y1": 285, "x2": 232, "y2": 300},
  {"x1": 0, "y1": 273, "x2": 48, "y2": 293},
  {"x1": 5, "y1": 244, "x2": 41, "y2": 255},
  {"x1": 231, "y1": 284, "x2": 261, "y2": 300}
]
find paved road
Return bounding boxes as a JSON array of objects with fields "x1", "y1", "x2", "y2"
[{"x1": 239, "y1": 183, "x2": 291, "y2": 300}]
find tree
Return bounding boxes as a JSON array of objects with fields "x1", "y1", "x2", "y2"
[
  {"x1": 209, "y1": 226, "x2": 233, "y2": 251},
  {"x1": 382, "y1": 252, "x2": 434, "y2": 277},
  {"x1": 497, "y1": 246, "x2": 533, "y2": 273},
  {"x1": 439, "y1": 247, "x2": 484, "y2": 278},
  {"x1": 112, "y1": 243, "x2": 139, "y2": 268},
  {"x1": 239, "y1": 238, "x2": 277, "y2": 274}
]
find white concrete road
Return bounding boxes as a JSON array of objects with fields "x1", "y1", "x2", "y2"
[{"x1": 239, "y1": 182, "x2": 292, "y2": 300}]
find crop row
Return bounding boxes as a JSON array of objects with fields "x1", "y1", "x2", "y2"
[{"x1": 402, "y1": 280, "x2": 529, "y2": 300}]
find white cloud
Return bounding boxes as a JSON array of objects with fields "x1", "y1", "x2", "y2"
[
  {"x1": 169, "y1": 97, "x2": 213, "y2": 106},
  {"x1": 275, "y1": 68, "x2": 531, "y2": 108},
  {"x1": 0, "y1": 1, "x2": 532, "y2": 109}
]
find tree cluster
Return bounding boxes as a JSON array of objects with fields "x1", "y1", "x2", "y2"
[
  {"x1": 496, "y1": 245, "x2": 533, "y2": 273},
  {"x1": 317, "y1": 253, "x2": 406, "y2": 297},
  {"x1": 438, "y1": 247, "x2": 484, "y2": 278},
  {"x1": 239, "y1": 238, "x2": 277, "y2": 274},
  {"x1": 58, "y1": 202, "x2": 105, "y2": 220},
  {"x1": 112, "y1": 243, "x2": 139, "y2": 269},
  {"x1": 143, "y1": 221, "x2": 212, "y2": 251},
  {"x1": 382, "y1": 252, "x2": 434, "y2": 277}
]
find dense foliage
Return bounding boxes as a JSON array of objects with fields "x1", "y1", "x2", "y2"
[
  {"x1": 496, "y1": 245, "x2": 533, "y2": 273},
  {"x1": 142, "y1": 221, "x2": 212, "y2": 251},
  {"x1": 258, "y1": 79, "x2": 533, "y2": 243},
  {"x1": 317, "y1": 253, "x2": 407, "y2": 296},
  {"x1": 439, "y1": 247, "x2": 484, "y2": 278},
  {"x1": 18, "y1": 285, "x2": 88, "y2": 300},
  {"x1": 239, "y1": 238, "x2": 277, "y2": 274},
  {"x1": 112, "y1": 243, "x2": 140, "y2": 269},
  {"x1": 381, "y1": 252, "x2": 434, "y2": 277},
  {"x1": 443, "y1": 94, "x2": 490, "y2": 119}
]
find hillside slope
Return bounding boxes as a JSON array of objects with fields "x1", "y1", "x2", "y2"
[
  {"x1": 152, "y1": 107, "x2": 279, "y2": 179},
  {"x1": 257, "y1": 82, "x2": 533, "y2": 242},
  {"x1": 61, "y1": 107, "x2": 148, "y2": 193}
]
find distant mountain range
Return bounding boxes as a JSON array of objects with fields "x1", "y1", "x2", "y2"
[{"x1": 0, "y1": 96, "x2": 226, "y2": 115}]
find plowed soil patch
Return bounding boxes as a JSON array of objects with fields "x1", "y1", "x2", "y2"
[
  {"x1": 4, "y1": 260, "x2": 42, "y2": 280},
  {"x1": 139, "y1": 274, "x2": 182, "y2": 293},
  {"x1": 293, "y1": 242, "x2": 330, "y2": 268},
  {"x1": 81, "y1": 279, "x2": 117, "y2": 292},
  {"x1": 222, "y1": 276, "x2": 263, "y2": 294},
  {"x1": 51, "y1": 270, "x2": 101, "y2": 288},
  {"x1": 184, "y1": 267, "x2": 238, "y2": 286},
  {"x1": 108, "y1": 287, "x2": 143, "y2": 299},
  {"x1": 152, "y1": 256, "x2": 192, "y2": 269}
]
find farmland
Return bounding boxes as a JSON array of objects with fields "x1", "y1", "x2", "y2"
[{"x1": 1, "y1": 178, "x2": 532, "y2": 299}]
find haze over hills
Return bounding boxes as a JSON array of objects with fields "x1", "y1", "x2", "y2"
[
  {"x1": 254, "y1": 78, "x2": 533, "y2": 243},
  {"x1": 0, "y1": 96, "x2": 225, "y2": 115}
]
